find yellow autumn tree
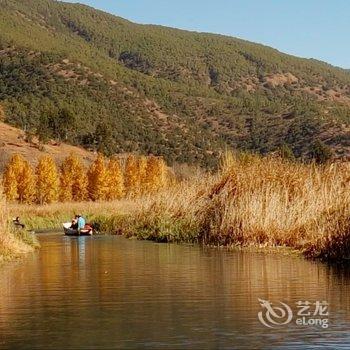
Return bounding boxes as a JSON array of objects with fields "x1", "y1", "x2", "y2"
[
  {"x1": 3, "y1": 154, "x2": 22, "y2": 201},
  {"x1": 3, "y1": 154, "x2": 35, "y2": 203},
  {"x1": 71, "y1": 163, "x2": 88, "y2": 201},
  {"x1": 157, "y1": 157, "x2": 168, "y2": 190},
  {"x1": 106, "y1": 157, "x2": 124, "y2": 200},
  {"x1": 59, "y1": 154, "x2": 88, "y2": 202},
  {"x1": 124, "y1": 154, "x2": 139, "y2": 197},
  {"x1": 146, "y1": 156, "x2": 168, "y2": 193},
  {"x1": 137, "y1": 155, "x2": 148, "y2": 195},
  {"x1": 36, "y1": 155, "x2": 59, "y2": 204},
  {"x1": 87, "y1": 154, "x2": 108, "y2": 201},
  {"x1": 20, "y1": 161, "x2": 36, "y2": 204},
  {"x1": 59, "y1": 161, "x2": 73, "y2": 202},
  {"x1": 17, "y1": 159, "x2": 36, "y2": 204}
]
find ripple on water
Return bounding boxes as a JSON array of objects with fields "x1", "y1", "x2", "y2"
[{"x1": 0, "y1": 234, "x2": 350, "y2": 349}]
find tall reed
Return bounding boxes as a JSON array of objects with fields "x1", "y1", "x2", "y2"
[{"x1": 128, "y1": 153, "x2": 350, "y2": 260}]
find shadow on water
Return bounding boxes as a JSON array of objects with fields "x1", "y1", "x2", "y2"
[{"x1": 0, "y1": 234, "x2": 350, "y2": 349}]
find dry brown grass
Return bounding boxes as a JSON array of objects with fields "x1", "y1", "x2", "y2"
[
  {"x1": 197, "y1": 154, "x2": 350, "y2": 259},
  {"x1": 128, "y1": 153, "x2": 350, "y2": 260}
]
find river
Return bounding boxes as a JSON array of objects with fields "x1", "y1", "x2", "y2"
[{"x1": 1, "y1": 234, "x2": 350, "y2": 349}]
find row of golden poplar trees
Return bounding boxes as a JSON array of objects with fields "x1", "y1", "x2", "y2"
[{"x1": 2, "y1": 153, "x2": 168, "y2": 204}]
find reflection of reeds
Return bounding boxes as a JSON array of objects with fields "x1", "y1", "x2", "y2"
[
  {"x1": 0, "y1": 187, "x2": 37, "y2": 261},
  {"x1": 8, "y1": 154, "x2": 350, "y2": 261}
]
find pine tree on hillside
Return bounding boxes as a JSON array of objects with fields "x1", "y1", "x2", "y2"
[
  {"x1": 36, "y1": 155, "x2": 59, "y2": 204},
  {"x1": 87, "y1": 154, "x2": 108, "y2": 201},
  {"x1": 278, "y1": 144, "x2": 295, "y2": 161},
  {"x1": 0, "y1": 104, "x2": 5, "y2": 121},
  {"x1": 124, "y1": 154, "x2": 139, "y2": 197},
  {"x1": 309, "y1": 140, "x2": 333, "y2": 164},
  {"x1": 106, "y1": 157, "x2": 124, "y2": 200}
]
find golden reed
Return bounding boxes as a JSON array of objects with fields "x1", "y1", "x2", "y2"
[
  {"x1": 130, "y1": 153, "x2": 350, "y2": 260},
  {"x1": 6, "y1": 153, "x2": 350, "y2": 261}
]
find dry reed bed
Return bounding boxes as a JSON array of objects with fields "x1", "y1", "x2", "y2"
[
  {"x1": 129, "y1": 155, "x2": 350, "y2": 260},
  {"x1": 7, "y1": 154, "x2": 350, "y2": 261}
]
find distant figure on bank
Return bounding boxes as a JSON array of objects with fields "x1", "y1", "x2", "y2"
[{"x1": 13, "y1": 217, "x2": 25, "y2": 229}]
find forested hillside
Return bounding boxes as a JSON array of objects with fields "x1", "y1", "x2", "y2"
[{"x1": 0, "y1": 0, "x2": 349, "y2": 166}]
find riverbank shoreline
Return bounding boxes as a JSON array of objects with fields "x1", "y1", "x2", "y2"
[
  {"x1": 2, "y1": 202, "x2": 330, "y2": 263},
  {"x1": 6, "y1": 154, "x2": 350, "y2": 262},
  {"x1": 0, "y1": 189, "x2": 39, "y2": 263},
  {"x1": 0, "y1": 228, "x2": 39, "y2": 264},
  {"x1": 5, "y1": 201, "x2": 301, "y2": 260}
]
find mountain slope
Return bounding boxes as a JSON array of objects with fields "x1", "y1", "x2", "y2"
[
  {"x1": 0, "y1": 121, "x2": 95, "y2": 171},
  {"x1": 0, "y1": 0, "x2": 349, "y2": 166}
]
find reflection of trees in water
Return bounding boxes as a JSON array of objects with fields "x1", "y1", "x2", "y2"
[
  {"x1": 76, "y1": 237, "x2": 86, "y2": 267},
  {"x1": 1, "y1": 237, "x2": 350, "y2": 347},
  {"x1": 327, "y1": 263, "x2": 350, "y2": 281},
  {"x1": 325, "y1": 264, "x2": 350, "y2": 312}
]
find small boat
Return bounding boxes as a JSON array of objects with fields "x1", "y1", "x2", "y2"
[{"x1": 63, "y1": 223, "x2": 93, "y2": 236}]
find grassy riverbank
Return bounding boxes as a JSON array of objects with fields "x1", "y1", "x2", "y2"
[
  {"x1": 9, "y1": 200, "x2": 138, "y2": 232},
  {"x1": 9, "y1": 154, "x2": 350, "y2": 261},
  {"x1": 0, "y1": 192, "x2": 38, "y2": 263}
]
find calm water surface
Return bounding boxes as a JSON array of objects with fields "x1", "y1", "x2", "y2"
[{"x1": 1, "y1": 234, "x2": 350, "y2": 349}]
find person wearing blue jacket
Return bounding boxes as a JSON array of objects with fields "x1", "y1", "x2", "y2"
[{"x1": 77, "y1": 214, "x2": 86, "y2": 233}]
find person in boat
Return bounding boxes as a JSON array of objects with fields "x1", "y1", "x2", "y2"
[
  {"x1": 77, "y1": 214, "x2": 86, "y2": 233},
  {"x1": 70, "y1": 215, "x2": 79, "y2": 230},
  {"x1": 77, "y1": 215, "x2": 94, "y2": 235},
  {"x1": 13, "y1": 217, "x2": 25, "y2": 229}
]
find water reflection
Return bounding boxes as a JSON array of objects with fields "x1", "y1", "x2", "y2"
[{"x1": 0, "y1": 234, "x2": 350, "y2": 349}]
